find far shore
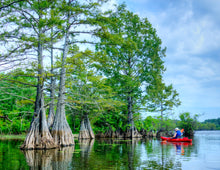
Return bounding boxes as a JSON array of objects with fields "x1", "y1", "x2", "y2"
[{"x1": 1, "y1": 130, "x2": 219, "y2": 140}]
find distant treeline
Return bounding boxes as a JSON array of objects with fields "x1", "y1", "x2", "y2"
[{"x1": 197, "y1": 118, "x2": 220, "y2": 130}]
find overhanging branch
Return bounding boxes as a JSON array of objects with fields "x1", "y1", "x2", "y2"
[
  {"x1": 0, "y1": 115, "x2": 12, "y2": 122},
  {"x1": 0, "y1": 0, "x2": 25, "y2": 10}
]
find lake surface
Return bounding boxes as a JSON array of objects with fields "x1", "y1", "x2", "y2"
[{"x1": 0, "y1": 131, "x2": 220, "y2": 170}]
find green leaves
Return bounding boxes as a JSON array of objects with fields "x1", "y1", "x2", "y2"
[
  {"x1": 0, "y1": 0, "x2": 181, "y2": 135},
  {"x1": 178, "y1": 112, "x2": 198, "y2": 136},
  {"x1": 66, "y1": 50, "x2": 122, "y2": 117},
  {"x1": 95, "y1": 4, "x2": 166, "y2": 117},
  {"x1": 146, "y1": 73, "x2": 181, "y2": 120}
]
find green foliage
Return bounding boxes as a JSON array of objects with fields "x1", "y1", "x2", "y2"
[
  {"x1": 143, "y1": 116, "x2": 159, "y2": 131},
  {"x1": 197, "y1": 122, "x2": 217, "y2": 130},
  {"x1": 204, "y1": 118, "x2": 220, "y2": 127},
  {"x1": 65, "y1": 48, "x2": 125, "y2": 132},
  {"x1": 66, "y1": 113, "x2": 81, "y2": 133},
  {"x1": 0, "y1": 118, "x2": 30, "y2": 134},
  {"x1": 146, "y1": 76, "x2": 181, "y2": 122},
  {"x1": 142, "y1": 116, "x2": 177, "y2": 132},
  {"x1": 0, "y1": 70, "x2": 34, "y2": 134},
  {"x1": 196, "y1": 118, "x2": 220, "y2": 130},
  {"x1": 0, "y1": 1, "x2": 185, "y2": 136},
  {"x1": 93, "y1": 110, "x2": 127, "y2": 133},
  {"x1": 95, "y1": 4, "x2": 166, "y2": 130},
  {"x1": 178, "y1": 112, "x2": 198, "y2": 136}
]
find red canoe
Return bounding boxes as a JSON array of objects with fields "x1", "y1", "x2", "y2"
[{"x1": 161, "y1": 136, "x2": 192, "y2": 143}]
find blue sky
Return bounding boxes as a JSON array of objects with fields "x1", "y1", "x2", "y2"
[{"x1": 112, "y1": 0, "x2": 220, "y2": 121}]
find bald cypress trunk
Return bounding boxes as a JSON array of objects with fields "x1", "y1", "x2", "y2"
[
  {"x1": 20, "y1": 97, "x2": 57, "y2": 150},
  {"x1": 21, "y1": 25, "x2": 57, "y2": 150},
  {"x1": 78, "y1": 114, "x2": 95, "y2": 139},
  {"x1": 50, "y1": 15, "x2": 74, "y2": 146},
  {"x1": 47, "y1": 28, "x2": 55, "y2": 129},
  {"x1": 125, "y1": 93, "x2": 142, "y2": 138},
  {"x1": 125, "y1": 94, "x2": 134, "y2": 138},
  {"x1": 79, "y1": 118, "x2": 90, "y2": 139}
]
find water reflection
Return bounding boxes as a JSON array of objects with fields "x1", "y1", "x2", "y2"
[
  {"x1": 3, "y1": 132, "x2": 220, "y2": 169},
  {"x1": 78, "y1": 139, "x2": 94, "y2": 155},
  {"x1": 79, "y1": 139, "x2": 94, "y2": 164},
  {"x1": 21, "y1": 138, "x2": 190, "y2": 169},
  {"x1": 22, "y1": 146, "x2": 74, "y2": 170},
  {"x1": 161, "y1": 141, "x2": 192, "y2": 155},
  {"x1": 138, "y1": 139, "x2": 183, "y2": 169},
  {"x1": 52, "y1": 146, "x2": 74, "y2": 169},
  {"x1": 22, "y1": 149, "x2": 55, "y2": 170},
  {"x1": 126, "y1": 138, "x2": 141, "y2": 170},
  {"x1": 71, "y1": 139, "x2": 95, "y2": 169}
]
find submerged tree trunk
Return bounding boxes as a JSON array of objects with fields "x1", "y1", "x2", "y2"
[
  {"x1": 78, "y1": 114, "x2": 95, "y2": 139},
  {"x1": 21, "y1": 25, "x2": 57, "y2": 149},
  {"x1": 50, "y1": 20, "x2": 74, "y2": 146},
  {"x1": 20, "y1": 99, "x2": 58, "y2": 150}
]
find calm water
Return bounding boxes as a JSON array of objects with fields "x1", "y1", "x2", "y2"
[{"x1": 0, "y1": 131, "x2": 220, "y2": 170}]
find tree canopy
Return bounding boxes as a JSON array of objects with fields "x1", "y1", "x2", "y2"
[{"x1": 0, "y1": 1, "x2": 185, "y2": 143}]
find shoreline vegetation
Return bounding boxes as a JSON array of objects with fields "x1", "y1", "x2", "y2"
[
  {"x1": 1, "y1": 129, "x2": 220, "y2": 141},
  {"x1": 1, "y1": 130, "x2": 220, "y2": 141},
  {"x1": 1, "y1": 115, "x2": 219, "y2": 142}
]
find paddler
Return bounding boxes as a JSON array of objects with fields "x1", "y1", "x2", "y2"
[{"x1": 172, "y1": 128, "x2": 182, "y2": 139}]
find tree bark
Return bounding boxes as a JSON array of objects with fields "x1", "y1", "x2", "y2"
[
  {"x1": 47, "y1": 28, "x2": 55, "y2": 129},
  {"x1": 125, "y1": 93, "x2": 142, "y2": 138},
  {"x1": 125, "y1": 94, "x2": 134, "y2": 138},
  {"x1": 50, "y1": 14, "x2": 74, "y2": 146},
  {"x1": 21, "y1": 22, "x2": 57, "y2": 149},
  {"x1": 0, "y1": 115, "x2": 12, "y2": 122},
  {"x1": 78, "y1": 114, "x2": 95, "y2": 139}
]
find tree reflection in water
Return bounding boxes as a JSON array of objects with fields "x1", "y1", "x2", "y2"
[
  {"x1": 126, "y1": 138, "x2": 141, "y2": 170},
  {"x1": 78, "y1": 138, "x2": 95, "y2": 157},
  {"x1": 22, "y1": 146, "x2": 74, "y2": 170},
  {"x1": 22, "y1": 149, "x2": 55, "y2": 170},
  {"x1": 71, "y1": 139, "x2": 94, "y2": 169},
  {"x1": 52, "y1": 146, "x2": 74, "y2": 169},
  {"x1": 21, "y1": 138, "x2": 193, "y2": 169}
]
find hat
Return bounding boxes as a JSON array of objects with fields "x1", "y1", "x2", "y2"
[{"x1": 175, "y1": 128, "x2": 179, "y2": 131}]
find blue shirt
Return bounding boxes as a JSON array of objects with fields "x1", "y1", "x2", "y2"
[{"x1": 175, "y1": 130, "x2": 181, "y2": 138}]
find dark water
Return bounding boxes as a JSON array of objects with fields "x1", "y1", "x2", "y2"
[{"x1": 0, "y1": 131, "x2": 220, "y2": 170}]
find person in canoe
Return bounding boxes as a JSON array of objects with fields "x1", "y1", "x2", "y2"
[{"x1": 172, "y1": 128, "x2": 182, "y2": 139}]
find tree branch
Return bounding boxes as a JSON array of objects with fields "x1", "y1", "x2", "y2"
[
  {"x1": 3, "y1": 91, "x2": 35, "y2": 103},
  {"x1": 0, "y1": 0, "x2": 25, "y2": 10},
  {"x1": 0, "y1": 115, "x2": 12, "y2": 122},
  {"x1": 1, "y1": 78, "x2": 37, "y2": 87}
]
